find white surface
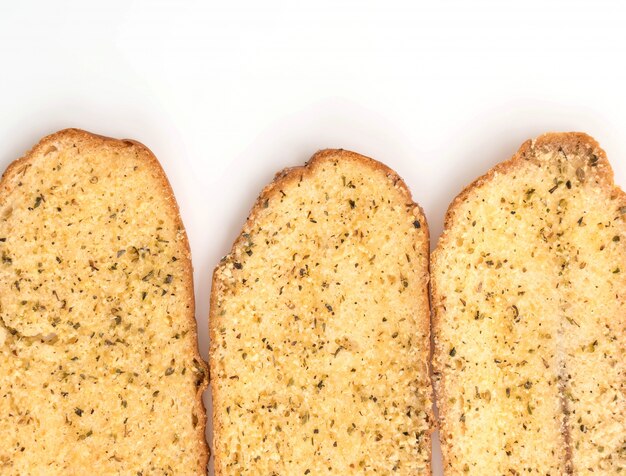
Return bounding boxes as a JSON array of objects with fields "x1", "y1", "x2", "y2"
[{"x1": 1, "y1": 1, "x2": 625, "y2": 473}]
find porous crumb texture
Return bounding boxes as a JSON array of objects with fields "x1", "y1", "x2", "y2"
[
  {"x1": 210, "y1": 150, "x2": 432, "y2": 475},
  {"x1": 0, "y1": 129, "x2": 208, "y2": 475},
  {"x1": 432, "y1": 133, "x2": 626, "y2": 475}
]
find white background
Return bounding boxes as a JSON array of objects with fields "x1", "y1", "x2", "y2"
[{"x1": 1, "y1": 1, "x2": 625, "y2": 474}]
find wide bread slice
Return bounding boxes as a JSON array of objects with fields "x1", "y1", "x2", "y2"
[
  {"x1": 210, "y1": 150, "x2": 432, "y2": 474},
  {"x1": 0, "y1": 129, "x2": 208, "y2": 474},
  {"x1": 432, "y1": 133, "x2": 626, "y2": 474}
]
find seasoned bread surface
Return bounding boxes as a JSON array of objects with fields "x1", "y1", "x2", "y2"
[
  {"x1": 210, "y1": 150, "x2": 432, "y2": 474},
  {"x1": 0, "y1": 129, "x2": 208, "y2": 474},
  {"x1": 432, "y1": 133, "x2": 626, "y2": 474}
]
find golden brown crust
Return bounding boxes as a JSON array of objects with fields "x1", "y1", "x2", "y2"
[
  {"x1": 431, "y1": 132, "x2": 622, "y2": 472},
  {"x1": 1, "y1": 129, "x2": 209, "y2": 474},
  {"x1": 209, "y1": 148, "x2": 432, "y2": 475},
  {"x1": 434, "y1": 132, "x2": 611, "y2": 253}
]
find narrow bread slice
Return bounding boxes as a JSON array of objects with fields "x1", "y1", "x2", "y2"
[
  {"x1": 0, "y1": 129, "x2": 208, "y2": 474},
  {"x1": 432, "y1": 133, "x2": 626, "y2": 474},
  {"x1": 210, "y1": 150, "x2": 432, "y2": 474}
]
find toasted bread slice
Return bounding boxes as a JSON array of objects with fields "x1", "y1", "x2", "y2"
[
  {"x1": 432, "y1": 133, "x2": 626, "y2": 474},
  {"x1": 210, "y1": 150, "x2": 432, "y2": 474},
  {"x1": 0, "y1": 129, "x2": 208, "y2": 474}
]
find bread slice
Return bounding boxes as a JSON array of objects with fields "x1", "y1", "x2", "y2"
[
  {"x1": 432, "y1": 132, "x2": 626, "y2": 474},
  {"x1": 210, "y1": 150, "x2": 432, "y2": 474},
  {"x1": 0, "y1": 129, "x2": 208, "y2": 474}
]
